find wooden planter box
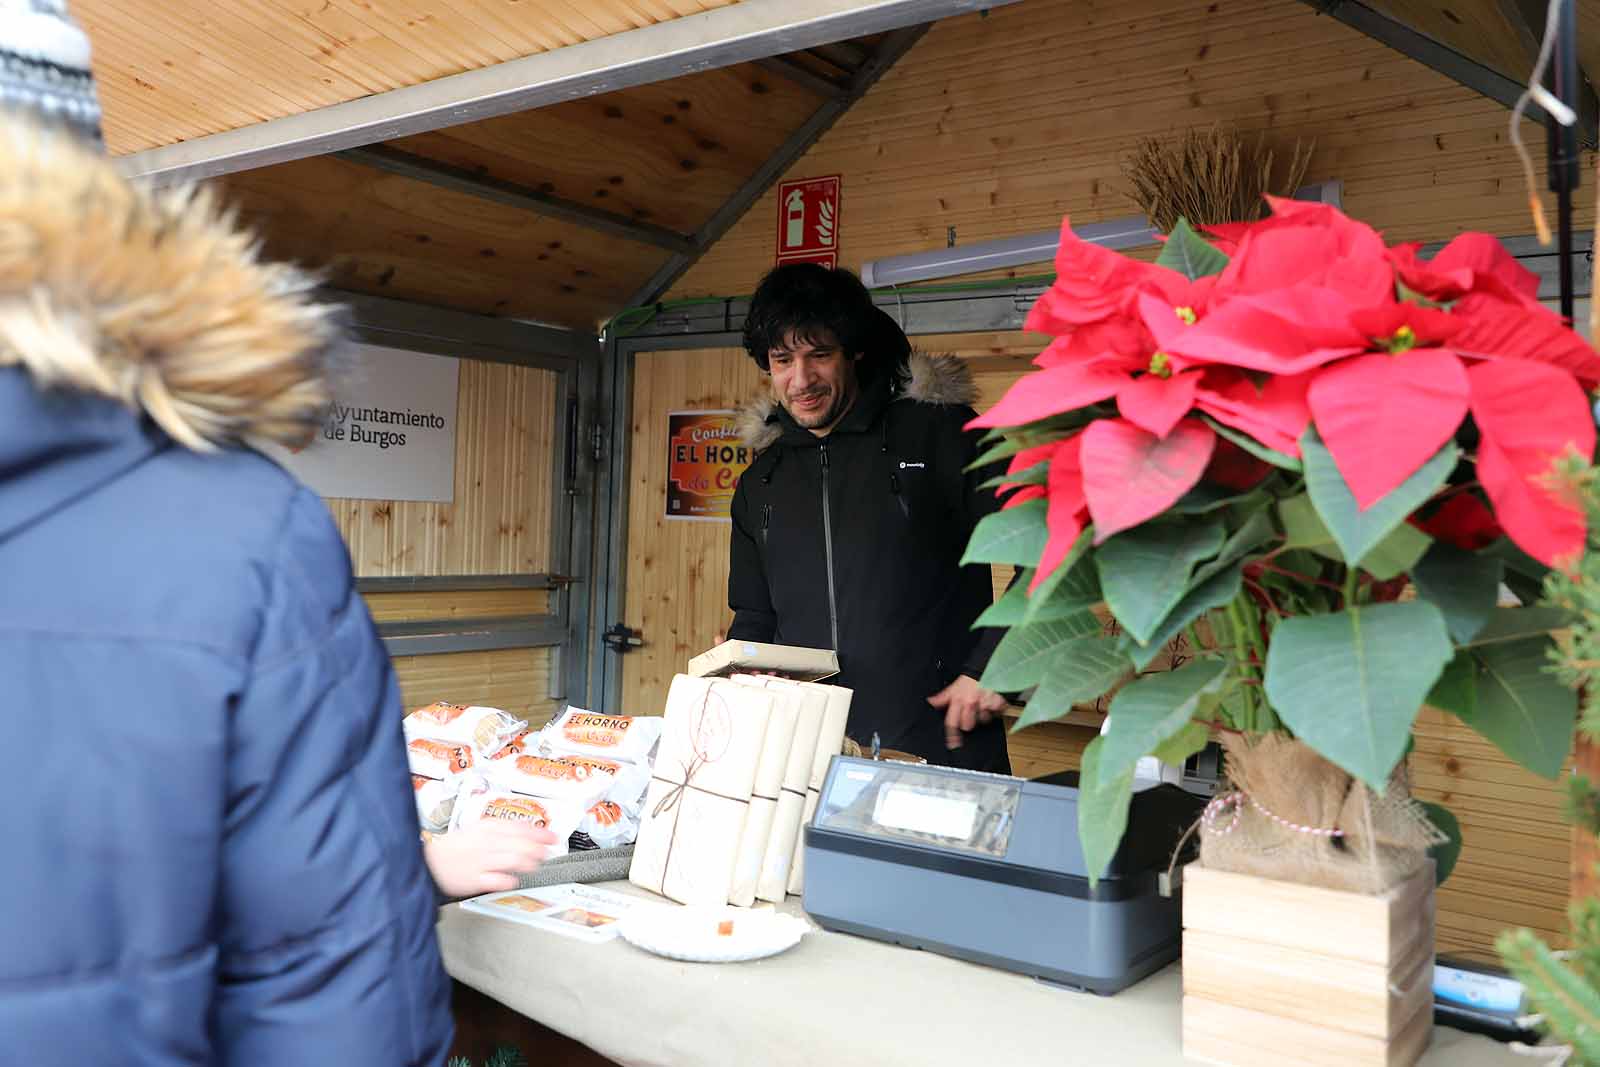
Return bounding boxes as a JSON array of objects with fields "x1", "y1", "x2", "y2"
[{"x1": 1181, "y1": 861, "x2": 1436, "y2": 1067}]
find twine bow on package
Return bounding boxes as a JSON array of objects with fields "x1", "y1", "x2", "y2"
[
  {"x1": 1194, "y1": 734, "x2": 1446, "y2": 895},
  {"x1": 629, "y1": 675, "x2": 775, "y2": 906}
]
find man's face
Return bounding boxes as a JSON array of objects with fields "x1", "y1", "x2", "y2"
[{"x1": 768, "y1": 328, "x2": 860, "y2": 434}]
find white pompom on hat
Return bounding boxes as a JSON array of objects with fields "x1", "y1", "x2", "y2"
[{"x1": 0, "y1": 0, "x2": 102, "y2": 144}]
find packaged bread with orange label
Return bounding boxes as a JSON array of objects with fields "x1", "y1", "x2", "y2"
[
  {"x1": 486, "y1": 727, "x2": 536, "y2": 762},
  {"x1": 540, "y1": 706, "x2": 662, "y2": 764},
  {"x1": 449, "y1": 788, "x2": 585, "y2": 859},
  {"x1": 570, "y1": 780, "x2": 646, "y2": 851},
  {"x1": 487, "y1": 752, "x2": 648, "y2": 809},
  {"x1": 407, "y1": 737, "x2": 475, "y2": 779},
  {"x1": 403, "y1": 702, "x2": 527, "y2": 758},
  {"x1": 412, "y1": 774, "x2": 460, "y2": 832}
]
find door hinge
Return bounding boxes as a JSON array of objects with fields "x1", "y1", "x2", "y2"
[
  {"x1": 546, "y1": 574, "x2": 582, "y2": 588},
  {"x1": 590, "y1": 420, "x2": 606, "y2": 463}
]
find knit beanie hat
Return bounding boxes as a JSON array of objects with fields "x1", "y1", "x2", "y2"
[{"x1": 0, "y1": 0, "x2": 102, "y2": 144}]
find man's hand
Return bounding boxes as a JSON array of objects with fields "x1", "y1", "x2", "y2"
[
  {"x1": 423, "y1": 820, "x2": 556, "y2": 899},
  {"x1": 927, "y1": 674, "x2": 1009, "y2": 750}
]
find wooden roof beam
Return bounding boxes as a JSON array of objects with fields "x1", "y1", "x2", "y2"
[
  {"x1": 808, "y1": 41, "x2": 873, "y2": 72},
  {"x1": 621, "y1": 23, "x2": 930, "y2": 312},
  {"x1": 1305, "y1": 0, "x2": 1598, "y2": 148},
  {"x1": 334, "y1": 145, "x2": 698, "y2": 254},
  {"x1": 753, "y1": 55, "x2": 852, "y2": 98},
  {"x1": 111, "y1": 0, "x2": 1018, "y2": 187}
]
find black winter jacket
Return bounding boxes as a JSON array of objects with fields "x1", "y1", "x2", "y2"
[{"x1": 727, "y1": 352, "x2": 1011, "y2": 771}]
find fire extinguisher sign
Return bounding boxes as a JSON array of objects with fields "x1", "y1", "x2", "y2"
[{"x1": 774, "y1": 175, "x2": 841, "y2": 269}]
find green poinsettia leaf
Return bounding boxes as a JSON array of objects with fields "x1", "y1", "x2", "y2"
[
  {"x1": 1156, "y1": 217, "x2": 1231, "y2": 281},
  {"x1": 980, "y1": 611, "x2": 1101, "y2": 693},
  {"x1": 1301, "y1": 428, "x2": 1455, "y2": 577},
  {"x1": 1410, "y1": 542, "x2": 1505, "y2": 643},
  {"x1": 1077, "y1": 737, "x2": 1137, "y2": 886},
  {"x1": 1120, "y1": 562, "x2": 1242, "y2": 671},
  {"x1": 962, "y1": 497, "x2": 1048, "y2": 567},
  {"x1": 1419, "y1": 801, "x2": 1463, "y2": 886},
  {"x1": 1451, "y1": 635, "x2": 1577, "y2": 779},
  {"x1": 973, "y1": 569, "x2": 1033, "y2": 628},
  {"x1": 1118, "y1": 511, "x2": 1272, "y2": 669},
  {"x1": 1096, "y1": 518, "x2": 1226, "y2": 645},
  {"x1": 1361, "y1": 523, "x2": 1434, "y2": 581},
  {"x1": 1021, "y1": 527, "x2": 1098, "y2": 625},
  {"x1": 1425, "y1": 653, "x2": 1477, "y2": 719},
  {"x1": 1278, "y1": 493, "x2": 1338, "y2": 557},
  {"x1": 1152, "y1": 721, "x2": 1212, "y2": 765},
  {"x1": 1012, "y1": 634, "x2": 1131, "y2": 730},
  {"x1": 1264, "y1": 601, "x2": 1454, "y2": 788},
  {"x1": 1201, "y1": 416, "x2": 1303, "y2": 472},
  {"x1": 1099, "y1": 658, "x2": 1229, "y2": 777},
  {"x1": 1460, "y1": 606, "x2": 1574, "y2": 647},
  {"x1": 968, "y1": 436, "x2": 1039, "y2": 471},
  {"x1": 979, "y1": 460, "x2": 1050, "y2": 491}
]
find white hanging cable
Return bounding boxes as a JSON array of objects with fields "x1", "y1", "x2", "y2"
[{"x1": 1509, "y1": 0, "x2": 1567, "y2": 245}]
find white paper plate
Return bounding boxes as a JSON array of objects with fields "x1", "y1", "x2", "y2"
[{"x1": 617, "y1": 905, "x2": 809, "y2": 963}]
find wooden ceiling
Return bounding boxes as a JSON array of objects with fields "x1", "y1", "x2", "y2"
[
  {"x1": 216, "y1": 60, "x2": 828, "y2": 328},
  {"x1": 75, "y1": 0, "x2": 1594, "y2": 332},
  {"x1": 76, "y1": 0, "x2": 742, "y2": 155},
  {"x1": 1365, "y1": 0, "x2": 1600, "y2": 93}
]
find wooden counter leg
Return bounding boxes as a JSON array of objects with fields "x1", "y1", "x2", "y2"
[{"x1": 448, "y1": 980, "x2": 621, "y2": 1066}]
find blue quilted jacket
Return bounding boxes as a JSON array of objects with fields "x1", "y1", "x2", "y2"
[{"x1": 0, "y1": 113, "x2": 451, "y2": 1066}]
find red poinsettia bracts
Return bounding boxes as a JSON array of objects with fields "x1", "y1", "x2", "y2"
[{"x1": 972, "y1": 202, "x2": 1599, "y2": 578}]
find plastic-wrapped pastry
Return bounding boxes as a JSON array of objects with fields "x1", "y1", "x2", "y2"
[{"x1": 403, "y1": 702, "x2": 527, "y2": 758}]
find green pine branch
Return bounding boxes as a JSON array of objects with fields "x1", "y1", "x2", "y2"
[
  {"x1": 446, "y1": 1045, "x2": 527, "y2": 1067},
  {"x1": 1543, "y1": 453, "x2": 1600, "y2": 737},
  {"x1": 485, "y1": 1046, "x2": 529, "y2": 1067},
  {"x1": 1498, "y1": 927, "x2": 1600, "y2": 1064}
]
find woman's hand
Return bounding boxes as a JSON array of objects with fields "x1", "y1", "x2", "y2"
[{"x1": 423, "y1": 820, "x2": 557, "y2": 899}]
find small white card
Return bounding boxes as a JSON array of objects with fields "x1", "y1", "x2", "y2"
[{"x1": 460, "y1": 883, "x2": 654, "y2": 943}]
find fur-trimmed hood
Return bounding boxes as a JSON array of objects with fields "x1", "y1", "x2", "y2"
[
  {"x1": 736, "y1": 350, "x2": 978, "y2": 451},
  {"x1": 0, "y1": 113, "x2": 340, "y2": 453}
]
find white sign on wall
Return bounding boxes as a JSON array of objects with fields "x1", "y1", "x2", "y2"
[{"x1": 260, "y1": 343, "x2": 460, "y2": 502}]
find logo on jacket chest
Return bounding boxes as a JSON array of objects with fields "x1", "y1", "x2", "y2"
[{"x1": 898, "y1": 460, "x2": 925, "y2": 470}]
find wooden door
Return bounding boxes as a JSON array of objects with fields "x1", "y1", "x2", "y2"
[{"x1": 617, "y1": 347, "x2": 763, "y2": 717}]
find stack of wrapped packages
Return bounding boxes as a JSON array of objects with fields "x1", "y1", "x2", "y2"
[
  {"x1": 404, "y1": 702, "x2": 660, "y2": 858},
  {"x1": 628, "y1": 674, "x2": 852, "y2": 907}
]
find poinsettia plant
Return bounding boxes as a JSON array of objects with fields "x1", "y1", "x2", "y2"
[{"x1": 963, "y1": 197, "x2": 1597, "y2": 881}]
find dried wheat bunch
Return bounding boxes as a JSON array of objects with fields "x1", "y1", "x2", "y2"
[{"x1": 1122, "y1": 125, "x2": 1314, "y2": 234}]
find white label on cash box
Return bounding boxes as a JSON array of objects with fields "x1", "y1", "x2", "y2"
[{"x1": 873, "y1": 785, "x2": 978, "y2": 841}]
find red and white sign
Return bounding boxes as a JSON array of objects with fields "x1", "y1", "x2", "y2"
[{"x1": 775, "y1": 175, "x2": 841, "y2": 269}]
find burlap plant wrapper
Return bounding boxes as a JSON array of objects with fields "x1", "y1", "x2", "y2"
[{"x1": 1197, "y1": 734, "x2": 1446, "y2": 894}]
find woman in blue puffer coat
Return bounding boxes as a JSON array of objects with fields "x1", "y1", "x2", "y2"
[{"x1": 0, "y1": 8, "x2": 469, "y2": 1064}]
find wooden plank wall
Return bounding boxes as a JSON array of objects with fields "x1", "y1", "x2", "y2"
[
  {"x1": 1412, "y1": 708, "x2": 1574, "y2": 962},
  {"x1": 331, "y1": 358, "x2": 559, "y2": 577},
  {"x1": 393, "y1": 647, "x2": 561, "y2": 729},
  {"x1": 669, "y1": 0, "x2": 1595, "y2": 301},
  {"x1": 313, "y1": 356, "x2": 563, "y2": 722}
]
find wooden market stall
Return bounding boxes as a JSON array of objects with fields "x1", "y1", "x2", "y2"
[{"x1": 73, "y1": 0, "x2": 1600, "y2": 1056}]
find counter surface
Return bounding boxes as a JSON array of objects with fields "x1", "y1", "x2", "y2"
[{"x1": 437, "y1": 882, "x2": 1530, "y2": 1067}]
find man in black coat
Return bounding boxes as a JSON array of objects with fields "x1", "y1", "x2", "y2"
[{"x1": 726, "y1": 264, "x2": 1013, "y2": 772}]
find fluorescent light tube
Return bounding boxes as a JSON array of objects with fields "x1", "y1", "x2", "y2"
[{"x1": 859, "y1": 181, "x2": 1343, "y2": 288}]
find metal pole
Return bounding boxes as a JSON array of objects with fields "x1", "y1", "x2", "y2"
[{"x1": 1549, "y1": 0, "x2": 1581, "y2": 321}]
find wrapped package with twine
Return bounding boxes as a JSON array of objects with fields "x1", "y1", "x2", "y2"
[{"x1": 1196, "y1": 734, "x2": 1446, "y2": 895}]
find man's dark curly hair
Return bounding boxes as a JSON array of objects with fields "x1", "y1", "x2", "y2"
[{"x1": 742, "y1": 263, "x2": 910, "y2": 387}]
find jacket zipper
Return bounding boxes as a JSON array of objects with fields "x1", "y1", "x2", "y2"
[
  {"x1": 761, "y1": 504, "x2": 771, "y2": 545},
  {"x1": 819, "y1": 443, "x2": 840, "y2": 650}
]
